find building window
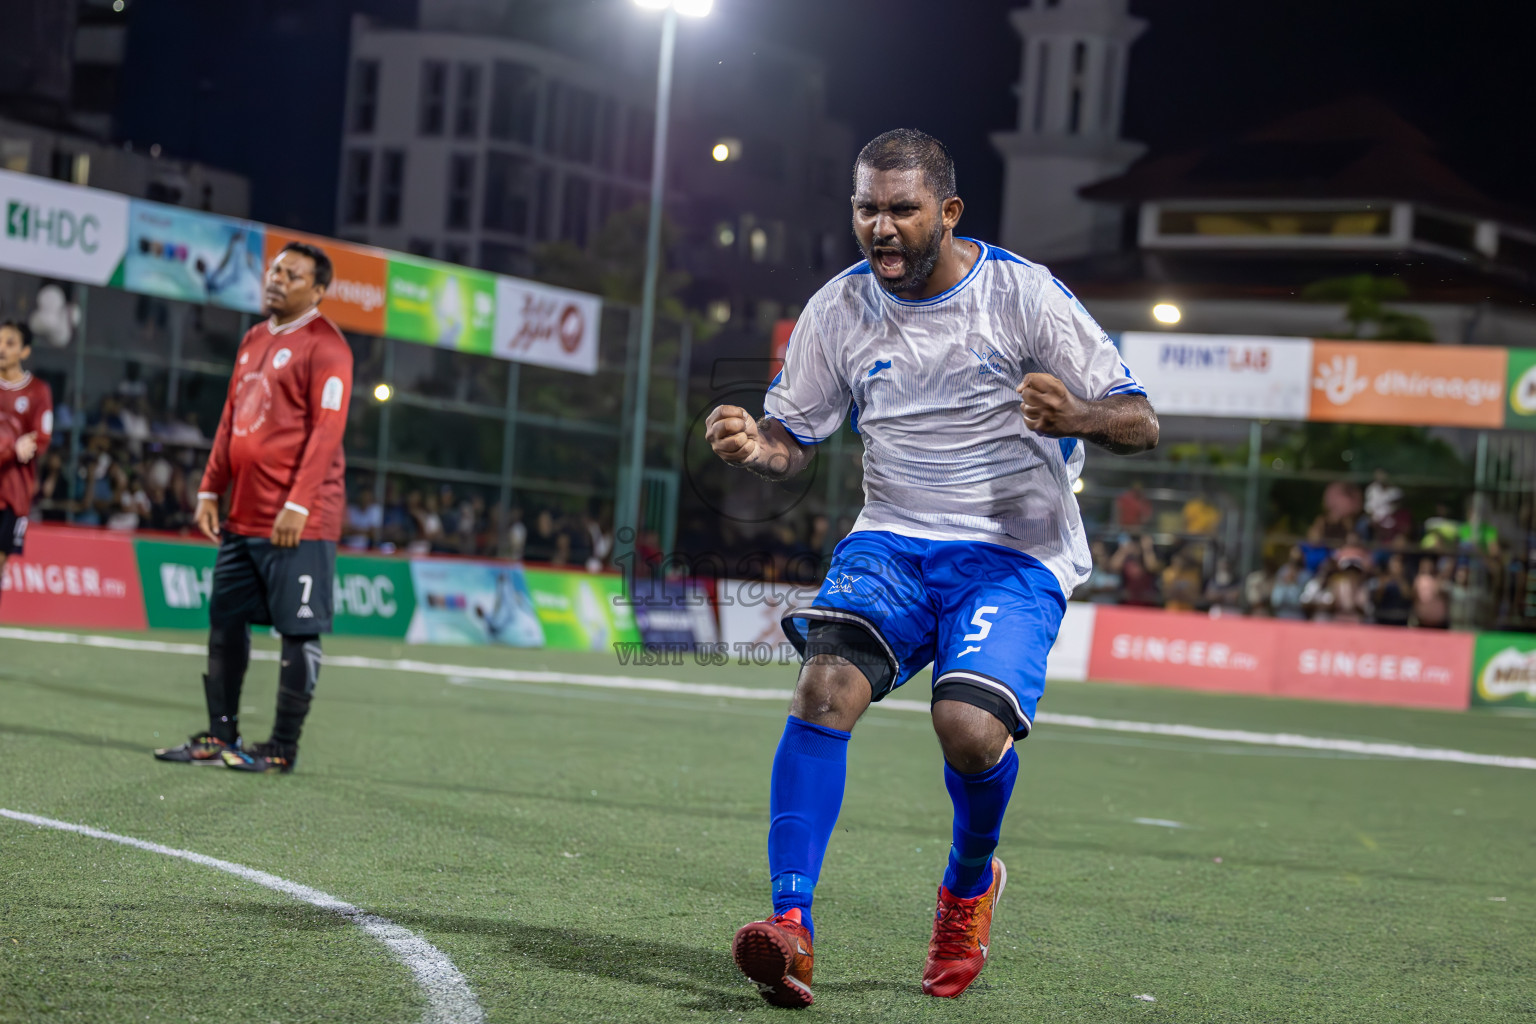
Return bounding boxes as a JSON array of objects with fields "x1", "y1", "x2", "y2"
[
  {"x1": 483, "y1": 151, "x2": 532, "y2": 235},
  {"x1": 1068, "y1": 41, "x2": 1087, "y2": 135},
  {"x1": 534, "y1": 168, "x2": 554, "y2": 241},
  {"x1": 1100, "y1": 45, "x2": 1118, "y2": 129},
  {"x1": 595, "y1": 98, "x2": 618, "y2": 171},
  {"x1": 351, "y1": 59, "x2": 379, "y2": 134},
  {"x1": 419, "y1": 60, "x2": 448, "y2": 136},
  {"x1": 479, "y1": 241, "x2": 528, "y2": 276},
  {"x1": 407, "y1": 237, "x2": 434, "y2": 258},
  {"x1": 446, "y1": 153, "x2": 476, "y2": 230},
  {"x1": 343, "y1": 149, "x2": 373, "y2": 224},
  {"x1": 560, "y1": 175, "x2": 591, "y2": 247},
  {"x1": 489, "y1": 61, "x2": 539, "y2": 144},
  {"x1": 749, "y1": 226, "x2": 768, "y2": 263},
  {"x1": 1032, "y1": 41, "x2": 1050, "y2": 132},
  {"x1": 379, "y1": 149, "x2": 405, "y2": 226},
  {"x1": 543, "y1": 82, "x2": 599, "y2": 164},
  {"x1": 454, "y1": 63, "x2": 482, "y2": 139},
  {"x1": 444, "y1": 241, "x2": 470, "y2": 266},
  {"x1": 623, "y1": 107, "x2": 654, "y2": 180}
]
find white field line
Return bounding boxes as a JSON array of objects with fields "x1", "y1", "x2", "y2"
[
  {"x1": 4, "y1": 626, "x2": 1534, "y2": 772},
  {"x1": 0, "y1": 808, "x2": 484, "y2": 1024}
]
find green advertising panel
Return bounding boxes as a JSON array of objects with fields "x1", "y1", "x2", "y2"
[
  {"x1": 1506, "y1": 348, "x2": 1536, "y2": 430},
  {"x1": 385, "y1": 256, "x2": 496, "y2": 355},
  {"x1": 135, "y1": 539, "x2": 413, "y2": 638},
  {"x1": 523, "y1": 569, "x2": 640, "y2": 651},
  {"x1": 1471, "y1": 631, "x2": 1536, "y2": 708}
]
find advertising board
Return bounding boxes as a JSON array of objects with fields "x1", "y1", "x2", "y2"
[
  {"x1": 628, "y1": 577, "x2": 719, "y2": 649},
  {"x1": 386, "y1": 256, "x2": 497, "y2": 355},
  {"x1": 1308, "y1": 340, "x2": 1507, "y2": 428},
  {"x1": 264, "y1": 229, "x2": 388, "y2": 336},
  {"x1": 523, "y1": 569, "x2": 640, "y2": 651},
  {"x1": 492, "y1": 277, "x2": 601, "y2": 375},
  {"x1": 0, "y1": 168, "x2": 129, "y2": 285},
  {"x1": 406, "y1": 558, "x2": 543, "y2": 646},
  {"x1": 123, "y1": 201, "x2": 266, "y2": 312},
  {"x1": 0, "y1": 526, "x2": 145, "y2": 629},
  {"x1": 717, "y1": 578, "x2": 819, "y2": 650},
  {"x1": 135, "y1": 538, "x2": 413, "y2": 637},
  {"x1": 1470, "y1": 631, "x2": 1536, "y2": 708},
  {"x1": 1119, "y1": 333, "x2": 1313, "y2": 420}
]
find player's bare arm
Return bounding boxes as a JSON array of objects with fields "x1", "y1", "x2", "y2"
[
  {"x1": 705, "y1": 405, "x2": 813, "y2": 481},
  {"x1": 194, "y1": 497, "x2": 220, "y2": 542},
  {"x1": 1016, "y1": 373, "x2": 1159, "y2": 455}
]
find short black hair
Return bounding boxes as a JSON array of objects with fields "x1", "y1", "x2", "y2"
[
  {"x1": 0, "y1": 319, "x2": 31, "y2": 348},
  {"x1": 277, "y1": 241, "x2": 333, "y2": 289},
  {"x1": 855, "y1": 128, "x2": 957, "y2": 202}
]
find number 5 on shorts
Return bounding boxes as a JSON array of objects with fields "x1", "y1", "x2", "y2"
[{"x1": 963, "y1": 606, "x2": 999, "y2": 642}]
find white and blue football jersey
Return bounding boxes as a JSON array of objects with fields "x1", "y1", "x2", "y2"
[{"x1": 763, "y1": 238, "x2": 1144, "y2": 597}]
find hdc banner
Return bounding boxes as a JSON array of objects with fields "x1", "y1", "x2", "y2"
[
  {"x1": 0, "y1": 168, "x2": 129, "y2": 285},
  {"x1": 134, "y1": 538, "x2": 414, "y2": 637}
]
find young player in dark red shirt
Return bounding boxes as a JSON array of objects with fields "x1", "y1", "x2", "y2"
[
  {"x1": 0, "y1": 320, "x2": 54, "y2": 609},
  {"x1": 154, "y1": 242, "x2": 353, "y2": 773}
]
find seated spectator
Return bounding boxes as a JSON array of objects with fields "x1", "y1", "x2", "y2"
[
  {"x1": 345, "y1": 488, "x2": 383, "y2": 550},
  {"x1": 1084, "y1": 540, "x2": 1121, "y2": 604},
  {"x1": 1270, "y1": 563, "x2": 1308, "y2": 619},
  {"x1": 1298, "y1": 522, "x2": 1333, "y2": 576},
  {"x1": 1115, "y1": 481, "x2": 1153, "y2": 530},
  {"x1": 1161, "y1": 549, "x2": 1203, "y2": 612},
  {"x1": 1203, "y1": 557, "x2": 1243, "y2": 615},
  {"x1": 1182, "y1": 493, "x2": 1221, "y2": 536},
  {"x1": 1243, "y1": 565, "x2": 1274, "y2": 616},
  {"x1": 1300, "y1": 556, "x2": 1336, "y2": 620},
  {"x1": 1412, "y1": 557, "x2": 1450, "y2": 628},
  {"x1": 1364, "y1": 469, "x2": 1401, "y2": 529},
  {"x1": 1326, "y1": 554, "x2": 1371, "y2": 623},
  {"x1": 1119, "y1": 554, "x2": 1161, "y2": 606},
  {"x1": 524, "y1": 509, "x2": 561, "y2": 563},
  {"x1": 1371, "y1": 553, "x2": 1414, "y2": 627},
  {"x1": 507, "y1": 505, "x2": 527, "y2": 561}
]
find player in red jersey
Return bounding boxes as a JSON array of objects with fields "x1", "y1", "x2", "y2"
[
  {"x1": 154, "y1": 242, "x2": 353, "y2": 773},
  {"x1": 0, "y1": 320, "x2": 54, "y2": 610}
]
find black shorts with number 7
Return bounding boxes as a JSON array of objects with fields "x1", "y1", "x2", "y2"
[{"x1": 208, "y1": 532, "x2": 336, "y2": 635}]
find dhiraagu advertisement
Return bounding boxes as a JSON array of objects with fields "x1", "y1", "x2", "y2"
[
  {"x1": 385, "y1": 256, "x2": 496, "y2": 355},
  {"x1": 523, "y1": 569, "x2": 640, "y2": 651}
]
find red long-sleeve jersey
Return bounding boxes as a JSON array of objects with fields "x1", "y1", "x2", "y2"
[
  {"x1": 199, "y1": 308, "x2": 353, "y2": 542},
  {"x1": 0, "y1": 372, "x2": 53, "y2": 516}
]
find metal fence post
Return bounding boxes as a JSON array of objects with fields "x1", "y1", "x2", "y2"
[
  {"x1": 65, "y1": 286, "x2": 90, "y2": 524},
  {"x1": 372, "y1": 338, "x2": 394, "y2": 515},
  {"x1": 1239, "y1": 419, "x2": 1262, "y2": 577},
  {"x1": 497, "y1": 362, "x2": 521, "y2": 558}
]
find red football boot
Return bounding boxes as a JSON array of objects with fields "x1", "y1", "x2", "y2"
[
  {"x1": 922, "y1": 857, "x2": 1007, "y2": 998},
  {"x1": 732, "y1": 907, "x2": 815, "y2": 1009}
]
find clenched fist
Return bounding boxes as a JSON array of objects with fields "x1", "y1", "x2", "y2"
[
  {"x1": 705, "y1": 405, "x2": 762, "y2": 466},
  {"x1": 1017, "y1": 373, "x2": 1085, "y2": 438}
]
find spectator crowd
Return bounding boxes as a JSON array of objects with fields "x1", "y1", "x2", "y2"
[{"x1": 1081, "y1": 472, "x2": 1498, "y2": 629}]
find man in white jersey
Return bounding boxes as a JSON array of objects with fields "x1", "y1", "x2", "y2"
[{"x1": 707, "y1": 129, "x2": 1158, "y2": 1008}]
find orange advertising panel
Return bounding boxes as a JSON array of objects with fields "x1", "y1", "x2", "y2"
[
  {"x1": 264, "y1": 228, "x2": 388, "y2": 335},
  {"x1": 1307, "y1": 340, "x2": 1507, "y2": 428}
]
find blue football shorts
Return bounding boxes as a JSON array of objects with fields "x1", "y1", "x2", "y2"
[{"x1": 781, "y1": 530, "x2": 1066, "y2": 738}]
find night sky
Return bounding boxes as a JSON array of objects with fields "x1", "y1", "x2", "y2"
[{"x1": 118, "y1": 0, "x2": 1536, "y2": 239}]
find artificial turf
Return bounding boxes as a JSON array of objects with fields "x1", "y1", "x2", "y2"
[{"x1": 1, "y1": 627, "x2": 1533, "y2": 1023}]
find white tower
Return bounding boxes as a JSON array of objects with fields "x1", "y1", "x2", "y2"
[{"x1": 990, "y1": 0, "x2": 1145, "y2": 261}]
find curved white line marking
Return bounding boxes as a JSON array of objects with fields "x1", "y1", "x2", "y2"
[
  {"x1": 0, "y1": 808, "x2": 484, "y2": 1024},
  {"x1": 3, "y1": 626, "x2": 1533, "y2": 771}
]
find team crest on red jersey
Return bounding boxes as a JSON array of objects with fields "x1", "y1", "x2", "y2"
[{"x1": 232, "y1": 371, "x2": 272, "y2": 437}]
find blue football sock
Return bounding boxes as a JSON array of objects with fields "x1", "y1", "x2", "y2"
[
  {"x1": 767, "y1": 715, "x2": 851, "y2": 941},
  {"x1": 942, "y1": 744, "x2": 1019, "y2": 898}
]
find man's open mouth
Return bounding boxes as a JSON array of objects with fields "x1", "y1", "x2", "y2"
[{"x1": 872, "y1": 248, "x2": 906, "y2": 277}]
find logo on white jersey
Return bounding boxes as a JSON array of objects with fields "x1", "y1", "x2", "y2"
[
  {"x1": 272, "y1": 348, "x2": 293, "y2": 369},
  {"x1": 13, "y1": 396, "x2": 26, "y2": 414},
  {"x1": 968, "y1": 344, "x2": 1005, "y2": 376}
]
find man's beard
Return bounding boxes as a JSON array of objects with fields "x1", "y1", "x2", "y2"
[{"x1": 861, "y1": 220, "x2": 946, "y2": 294}]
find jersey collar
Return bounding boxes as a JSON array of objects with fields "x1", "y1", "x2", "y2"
[
  {"x1": 878, "y1": 237, "x2": 988, "y2": 308},
  {"x1": 268, "y1": 306, "x2": 322, "y2": 336},
  {"x1": 0, "y1": 372, "x2": 32, "y2": 391}
]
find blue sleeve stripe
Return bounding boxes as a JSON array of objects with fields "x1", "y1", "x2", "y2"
[
  {"x1": 1106, "y1": 384, "x2": 1148, "y2": 397},
  {"x1": 772, "y1": 417, "x2": 827, "y2": 446}
]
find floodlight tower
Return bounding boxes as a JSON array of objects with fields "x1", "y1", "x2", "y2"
[{"x1": 618, "y1": 0, "x2": 713, "y2": 569}]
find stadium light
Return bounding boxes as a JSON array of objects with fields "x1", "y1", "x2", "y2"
[
  {"x1": 712, "y1": 143, "x2": 730, "y2": 162},
  {"x1": 373, "y1": 383, "x2": 393, "y2": 403},
  {"x1": 1152, "y1": 302, "x2": 1182, "y2": 325},
  {"x1": 619, "y1": 0, "x2": 711, "y2": 566}
]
